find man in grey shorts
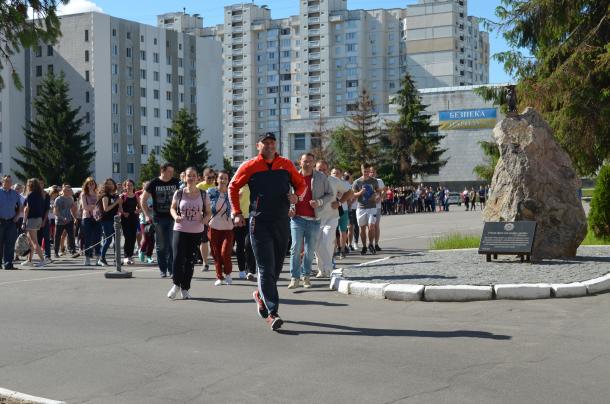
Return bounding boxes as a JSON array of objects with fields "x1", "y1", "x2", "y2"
[
  {"x1": 352, "y1": 163, "x2": 379, "y2": 255},
  {"x1": 370, "y1": 167, "x2": 385, "y2": 252}
]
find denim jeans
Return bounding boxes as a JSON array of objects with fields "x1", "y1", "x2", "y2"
[
  {"x1": 37, "y1": 220, "x2": 51, "y2": 258},
  {"x1": 0, "y1": 219, "x2": 18, "y2": 267},
  {"x1": 154, "y1": 216, "x2": 175, "y2": 275},
  {"x1": 289, "y1": 216, "x2": 321, "y2": 279},
  {"x1": 82, "y1": 217, "x2": 101, "y2": 258},
  {"x1": 100, "y1": 220, "x2": 115, "y2": 258}
]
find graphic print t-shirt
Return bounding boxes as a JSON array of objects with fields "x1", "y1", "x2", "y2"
[
  {"x1": 352, "y1": 177, "x2": 379, "y2": 210},
  {"x1": 145, "y1": 177, "x2": 180, "y2": 219},
  {"x1": 173, "y1": 190, "x2": 210, "y2": 234}
]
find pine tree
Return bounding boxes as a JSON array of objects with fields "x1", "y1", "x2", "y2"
[
  {"x1": 473, "y1": 140, "x2": 500, "y2": 182},
  {"x1": 382, "y1": 73, "x2": 447, "y2": 185},
  {"x1": 588, "y1": 165, "x2": 610, "y2": 241},
  {"x1": 13, "y1": 72, "x2": 95, "y2": 185},
  {"x1": 343, "y1": 90, "x2": 381, "y2": 165},
  {"x1": 161, "y1": 108, "x2": 209, "y2": 174},
  {"x1": 329, "y1": 126, "x2": 359, "y2": 174},
  {"x1": 140, "y1": 150, "x2": 160, "y2": 184}
]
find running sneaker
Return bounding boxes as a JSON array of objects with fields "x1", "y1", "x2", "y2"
[
  {"x1": 214, "y1": 279, "x2": 223, "y2": 286},
  {"x1": 302, "y1": 277, "x2": 312, "y2": 288},
  {"x1": 252, "y1": 290, "x2": 268, "y2": 319},
  {"x1": 202, "y1": 264, "x2": 210, "y2": 272},
  {"x1": 287, "y1": 278, "x2": 300, "y2": 289},
  {"x1": 315, "y1": 270, "x2": 326, "y2": 279},
  {"x1": 375, "y1": 244, "x2": 382, "y2": 252},
  {"x1": 181, "y1": 289, "x2": 191, "y2": 299},
  {"x1": 360, "y1": 247, "x2": 367, "y2": 255},
  {"x1": 35, "y1": 260, "x2": 46, "y2": 268},
  {"x1": 266, "y1": 314, "x2": 284, "y2": 331},
  {"x1": 246, "y1": 273, "x2": 256, "y2": 281},
  {"x1": 349, "y1": 244, "x2": 355, "y2": 252},
  {"x1": 98, "y1": 257, "x2": 109, "y2": 266},
  {"x1": 167, "y1": 284, "x2": 179, "y2": 299},
  {"x1": 224, "y1": 274, "x2": 233, "y2": 285},
  {"x1": 368, "y1": 244, "x2": 377, "y2": 255},
  {"x1": 239, "y1": 271, "x2": 246, "y2": 279},
  {"x1": 146, "y1": 257, "x2": 154, "y2": 264},
  {"x1": 138, "y1": 251, "x2": 146, "y2": 262}
]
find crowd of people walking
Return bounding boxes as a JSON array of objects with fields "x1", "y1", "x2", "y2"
[{"x1": 1, "y1": 131, "x2": 491, "y2": 331}]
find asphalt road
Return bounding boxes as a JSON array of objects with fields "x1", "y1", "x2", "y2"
[{"x1": 1, "y1": 208, "x2": 608, "y2": 404}]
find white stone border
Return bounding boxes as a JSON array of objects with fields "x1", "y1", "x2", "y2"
[
  {"x1": 330, "y1": 272, "x2": 610, "y2": 302},
  {"x1": 0, "y1": 387, "x2": 65, "y2": 404}
]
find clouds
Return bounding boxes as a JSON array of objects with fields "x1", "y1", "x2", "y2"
[{"x1": 57, "y1": 0, "x2": 104, "y2": 16}]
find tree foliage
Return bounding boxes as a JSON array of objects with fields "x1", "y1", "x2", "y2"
[
  {"x1": 343, "y1": 90, "x2": 381, "y2": 165},
  {"x1": 0, "y1": 0, "x2": 68, "y2": 90},
  {"x1": 13, "y1": 72, "x2": 94, "y2": 185},
  {"x1": 473, "y1": 139, "x2": 500, "y2": 182},
  {"x1": 328, "y1": 126, "x2": 359, "y2": 174},
  {"x1": 309, "y1": 115, "x2": 335, "y2": 165},
  {"x1": 140, "y1": 150, "x2": 160, "y2": 184},
  {"x1": 479, "y1": 0, "x2": 610, "y2": 175},
  {"x1": 588, "y1": 165, "x2": 610, "y2": 240},
  {"x1": 161, "y1": 108, "x2": 209, "y2": 174},
  {"x1": 381, "y1": 73, "x2": 447, "y2": 185}
]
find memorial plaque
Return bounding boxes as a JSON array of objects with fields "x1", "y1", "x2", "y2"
[{"x1": 478, "y1": 221, "x2": 537, "y2": 262}]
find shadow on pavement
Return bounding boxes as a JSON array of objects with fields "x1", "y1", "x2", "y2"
[
  {"x1": 279, "y1": 321, "x2": 512, "y2": 339},
  {"x1": 345, "y1": 274, "x2": 458, "y2": 281}
]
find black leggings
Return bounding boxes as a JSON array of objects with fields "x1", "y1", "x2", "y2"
[
  {"x1": 121, "y1": 216, "x2": 138, "y2": 258},
  {"x1": 233, "y1": 218, "x2": 256, "y2": 274},
  {"x1": 172, "y1": 231, "x2": 200, "y2": 290},
  {"x1": 348, "y1": 209, "x2": 359, "y2": 244}
]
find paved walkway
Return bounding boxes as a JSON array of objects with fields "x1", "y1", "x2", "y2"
[{"x1": 341, "y1": 246, "x2": 610, "y2": 285}]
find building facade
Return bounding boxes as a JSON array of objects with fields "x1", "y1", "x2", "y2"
[
  {"x1": 216, "y1": 0, "x2": 489, "y2": 166},
  {"x1": 0, "y1": 51, "x2": 27, "y2": 177}
]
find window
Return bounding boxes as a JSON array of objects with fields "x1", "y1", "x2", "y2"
[
  {"x1": 112, "y1": 83, "x2": 118, "y2": 94},
  {"x1": 112, "y1": 29, "x2": 116, "y2": 37},
  {"x1": 85, "y1": 50, "x2": 89, "y2": 62},
  {"x1": 85, "y1": 112, "x2": 90, "y2": 124},
  {"x1": 140, "y1": 87, "x2": 146, "y2": 97},
  {"x1": 127, "y1": 124, "x2": 133, "y2": 135},
  {"x1": 166, "y1": 91, "x2": 172, "y2": 101},
  {"x1": 35, "y1": 46, "x2": 42, "y2": 57},
  {"x1": 126, "y1": 85, "x2": 133, "y2": 96},
  {"x1": 166, "y1": 55, "x2": 171, "y2": 65},
  {"x1": 294, "y1": 134, "x2": 305, "y2": 150},
  {"x1": 153, "y1": 53, "x2": 159, "y2": 63},
  {"x1": 310, "y1": 134, "x2": 321, "y2": 150},
  {"x1": 166, "y1": 128, "x2": 172, "y2": 137},
  {"x1": 127, "y1": 144, "x2": 134, "y2": 155},
  {"x1": 178, "y1": 58, "x2": 183, "y2": 67},
  {"x1": 127, "y1": 67, "x2": 133, "y2": 78},
  {"x1": 85, "y1": 30, "x2": 89, "y2": 42},
  {"x1": 166, "y1": 74, "x2": 171, "y2": 83},
  {"x1": 140, "y1": 35, "x2": 144, "y2": 43},
  {"x1": 141, "y1": 145, "x2": 148, "y2": 154},
  {"x1": 36, "y1": 65, "x2": 42, "y2": 77},
  {"x1": 113, "y1": 143, "x2": 119, "y2": 153},
  {"x1": 112, "y1": 64, "x2": 118, "y2": 75},
  {"x1": 85, "y1": 71, "x2": 90, "y2": 82},
  {"x1": 154, "y1": 38, "x2": 157, "y2": 45},
  {"x1": 140, "y1": 69, "x2": 146, "y2": 79},
  {"x1": 126, "y1": 32, "x2": 131, "y2": 40},
  {"x1": 153, "y1": 71, "x2": 159, "y2": 81},
  {"x1": 140, "y1": 50, "x2": 146, "y2": 61},
  {"x1": 127, "y1": 104, "x2": 133, "y2": 116},
  {"x1": 141, "y1": 107, "x2": 147, "y2": 117},
  {"x1": 180, "y1": 93, "x2": 184, "y2": 103},
  {"x1": 154, "y1": 146, "x2": 160, "y2": 154},
  {"x1": 113, "y1": 163, "x2": 120, "y2": 173},
  {"x1": 346, "y1": 44, "x2": 357, "y2": 52},
  {"x1": 47, "y1": 45, "x2": 53, "y2": 56},
  {"x1": 112, "y1": 122, "x2": 119, "y2": 134},
  {"x1": 154, "y1": 108, "x2": 159, "y2": 118},
  {"x1": 126, "y1": 48, "x2": 132, "y2": 58},
  {"x1": 166, "y1": 110, "x2": 172, "y2": 119},
  {"x1": 154, "y1": 127, "x2": 160, "y2": 137},
  {"x1": 85, "y1": 91, "x2": 90, "y2": 103},
  {"x1": 153, "y1": 89, "x2": 159, "y2": 99},
  {"x1": 345, "y1": 32, "x2": 356, "y2": 41},
  {"x1": 113, "y1": 45, "x2": 118, "y2": 56},
  {"x1": 178, "y1": 75, "x2": 184, "y2": 85}
]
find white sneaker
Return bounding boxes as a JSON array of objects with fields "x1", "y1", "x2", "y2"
[
  {"x1": 246, "y1": 273, "x2": 256, "y2": 281},
  {"x1": 167, "y1": 285, "x2": 179, "y2": 299},
  {"x1": 21, "y1": 260, "x2": 33, "y2": 267},
  {"x1": 43, "y1": 257, "x2": 52, "y2": 265},
  {"x1": 36, "y1": 260, "x2": 46, "y2": 268},
  {"x1": 239, "y1": 271, "x2": 246, "y2": 279},
  {"x1": 84, "y1": 256, "x2": 91, "y2": 266},
  {"x1": 315, "y1": 270, "x2": 326, "y2": 279},
  {"x1": 122, "y1": 258, "x2": 130, "y2": 265},
  {"x1": 302, "y1": 277, "x2": 312, "y2": 288},
  {"x1": 224, "y1": 274, "x2": 233, "y2": 285},
  {"x1": 127, "y1": 258, "x2": 134, "y2": 265},
  {"x1": 181, "y1": 289, "x2": 191, "y2": 299},
  {"x1": 287, "y1": 278, "x2": 300, "y2": 289},
  {"x1": 214, "y1": 279, "x2": 223, "y2": 286}
]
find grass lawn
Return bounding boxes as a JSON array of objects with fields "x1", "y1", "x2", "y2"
[
  {"x1": 582, "y1": 188, "x2": 594, "y2": 198},
  {"x1": 430, "y1": 229, "x2": 610, "y2": 250}
]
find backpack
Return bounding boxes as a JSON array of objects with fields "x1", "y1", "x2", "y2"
[{"x1": 15, "y1": 233, "x2": 31, "y2": 257}]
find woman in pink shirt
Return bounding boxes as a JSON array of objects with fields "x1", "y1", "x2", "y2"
[
  {"x1": 207, "y1": 171, "x2": 235, "y2": 286},
  {"x1": 168, "y1": 167, "x2": 211, "y2": 300}
]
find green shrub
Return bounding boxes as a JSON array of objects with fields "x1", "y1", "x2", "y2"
[
  {"x1": 429, "y1": 233, "x2": 480, "y2": 250},
  {"x1": 588, "y1": 165, "x2": 610, "y2": 241}
]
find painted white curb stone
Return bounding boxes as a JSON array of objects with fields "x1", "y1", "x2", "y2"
[
  {"x1": 384, "y1": 284, "x2": 424, "y2": 301},
  {"x1": 329, "y1": 275, "x2": 343, "y2": 291},
  {"x1": 349, "y1": 282, "x2": 389, "y2": 299},
  {"x1": 494, "y1": 283, "x2": 551, "y2": 299},
  {"x1": 337, "y1": 280, "x2": 352, "y2": 295},
  {"x1": 0, "y1": 387, "x2": 65, "y2": 404},
  {"x1": 582, "y1": 273, "x2": 610, "y2": 295},
  {"x1": 424, "y1": 285, "x2": 493, "y2": 302},
  {"x1": 551, "y1": 282, "x2": 587, "y2": 298}
]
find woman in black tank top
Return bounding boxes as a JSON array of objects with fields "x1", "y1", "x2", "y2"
[
  {"x1": 98, "y1": 178, "x2": 122, "y2": 266},
  {"x1": 120, "y1": 179, "x2": 141, "y2": 265}
]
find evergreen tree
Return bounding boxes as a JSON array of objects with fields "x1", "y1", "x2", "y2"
[
  {"x1": 382, "y1": 73, "x2": 447, "y2": 185},
  {"x1": 161, "y1": 108, "x2": 209, "y2": 173},
  {"x1": 329, "y1": 126, "x2": 359, "y2": 174},
  {"x1": 477, "y1": 0, "x2": 610, "y2": 175},
  {"x1": 0, "y1": 0, "x2": 66, "y2": 90},
  {"x1": 223, "y1": 157, "x2": 235, "y2": 178},
  {"x1": 588, "y1": 165, "x2": 610, "y2": 241},
  {"x1": 473, "y1": 140, "x2": 500, "y2": 182},
  {"x1": 13, "y1": 72, "x2": 94, "y2": 185},
  {"x1": 343, "y1": 90, "x2": 381, "y2": 165},
  {"x1": 140, "y1": 150, "x2": 160, "y2": 184}
]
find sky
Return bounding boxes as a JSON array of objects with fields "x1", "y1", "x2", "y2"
[{"x1": 58, "y1": 0, "x2": 514, "y2": 84}]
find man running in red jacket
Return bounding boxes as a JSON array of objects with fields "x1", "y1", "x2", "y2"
[{"x1": 229, "y1": 133, "x2": 306, "y2": 331}]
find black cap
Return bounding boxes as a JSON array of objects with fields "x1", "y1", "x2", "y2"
[{"x1": 257, "y1": 132, "x2": 276, "y2": 142}]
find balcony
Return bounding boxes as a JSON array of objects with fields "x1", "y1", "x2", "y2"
[
  {"x1": 232, "y1": 81, "x2": 244, "y2": 89},
  {"x1": 233, "y1": 138, "x2": 244, "y2": 146},
  {"x1": 308, "y1": 17, "x2": 320, "y2": 24},
  {"x1": 309, "y1": 75, "x2": 321, "y2": 83},
  {"x1": 308, "y1": 28, "x2": 320, "y2": 35},
  {"x1": 309, "y1": 64, "x2": 321, "y2": 72},
  {"x1": 231, "y1": 15, "x2": 242, "y2": 22},
  {"x1": 308, "y1": 5, "x2": 320, "y2": 12},
  {"x1": 231, "y1": 27, "x2": 243, "y2": 33},
  {"x1": 232, "y1": 69, "x2": 243, "y2": 77},
  {"x1": 309, "y1": 87, "x2": 321, "y2": 95},
  {"x1": 309, "y1": 99, "x2": 321, "y2": 106},
  {"x1": 308, "y1": 52, "x2": 320, "y2": 59},
  {"x1": 233, "y1": 116, "x2": 244, "y2": 122},
  {"x1": 232, "y1": 59, "x2": 243, "y2": 67},
  {"x1": 232, "y1": 92, "x2": 244, "y2": 100},
  {"x1": 308, "y1": 40, "x2": 320, "y2": 47},
  {"x1": 233, "y1": 104, "x2": 244, "y2": 112},
  {"x1": 234, "y1": 126, "x2": 244, "y2": 134}
]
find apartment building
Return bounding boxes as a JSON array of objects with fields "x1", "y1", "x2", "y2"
[
  {"x1": 0, "y1": 52, "x2": 27, "y2": 177},
  {"x1": 216, "y1": 0, "x2": 489, "y2": 166}
]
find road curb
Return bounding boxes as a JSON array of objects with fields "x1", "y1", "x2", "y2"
[
  {"x1": 494, "y1": 283, "x2": 551, "y2": 300},
  {"x1": 349, "y1": 282, "x2": 389, "y2": 299},
  {"x1": 582, "y1": 273, "x2": 610, "y2": 295},
  {"x1": 424, "y1": 285, "x2": 493, "y2": 302},
  {"x1": 551, "y1": 282, "x2": 587, "y2": 298},
  {"x1": 0, "y1": 387, "x2": 65, "y2": 404},
  {"x1": 384, "y1": 284, "x2": 424, "y2": 301}
]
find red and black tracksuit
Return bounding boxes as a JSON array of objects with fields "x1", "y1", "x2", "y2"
[{"x1": 229, "y1": 153, "x2": 306, "y2": 316}]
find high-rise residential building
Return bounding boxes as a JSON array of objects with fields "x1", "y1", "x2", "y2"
[
  {"x1": 0, "y1": 52, "x2": 26, "y2": 177},
  {"x1": 214, "y1": 0, "x2": 489, "y2": 166}
]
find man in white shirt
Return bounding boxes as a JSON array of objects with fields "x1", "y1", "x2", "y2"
[
  {"x1": 370, "y1": 167, "x2": 385, "y2": 252},
  {"x1": 314, "y1": 161, "x2": 353, "y2": 278},
  {"x1": 331, "y1": 167, "x2": 352, "y2": 258}
]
